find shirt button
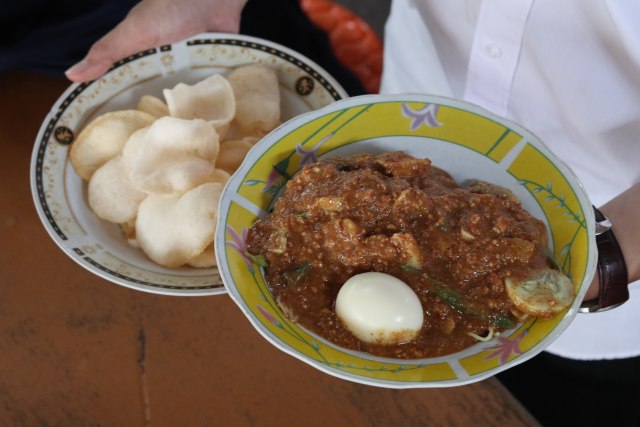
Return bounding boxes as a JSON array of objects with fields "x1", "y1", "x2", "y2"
[{"x1": 485, "y1": 43, "x2": 503, "y2": 58}]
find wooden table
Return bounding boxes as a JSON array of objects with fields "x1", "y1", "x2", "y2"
[{"x1": 0, "y1": 70, "x2": 540, "y2": 426}]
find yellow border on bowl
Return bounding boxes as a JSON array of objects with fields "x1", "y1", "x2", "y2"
[{"x1": 217, "y1": 94, "x2": 596, "y2": 387}]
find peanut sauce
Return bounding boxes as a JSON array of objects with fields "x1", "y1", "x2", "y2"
[{"x1": 246, "y1": 152, "x2": 550, "y2": 358}]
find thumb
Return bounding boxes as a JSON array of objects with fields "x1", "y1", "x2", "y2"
[
  {"x1": 65, "y1": 0, "x2": 169, "y2": 82},
  {"x1": 65, "y1": 31, "x2": 135, "y2": 82},
  {"x1": 64, "y1": 6, "x2": 163, "y2": 84}
]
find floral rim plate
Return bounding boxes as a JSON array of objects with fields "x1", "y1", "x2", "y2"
[
  {"x1": 30, "y1": 33, "x2": 347, "y2": 296},
  {"x1": 215, "y1": 93, "x2": 598, "y2": 387}
]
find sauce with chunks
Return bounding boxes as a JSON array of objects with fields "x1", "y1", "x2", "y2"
[{"x1": 246, "y1": 152, "x2": 556, "y2": 358}]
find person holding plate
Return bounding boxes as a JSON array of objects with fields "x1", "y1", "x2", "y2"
[
  {"x1": 55, "y1": 0, "x2": 640, "y2": 425},
  {"x1": 379, "y1": 2, "x2": 640, "y2": 425}
]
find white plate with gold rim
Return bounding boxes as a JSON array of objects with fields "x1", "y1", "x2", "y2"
[{"x1": 30, "y1": 32, "x2": 347, "y2": 296}]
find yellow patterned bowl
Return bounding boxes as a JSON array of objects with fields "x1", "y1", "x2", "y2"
[
  {"x1": 30, "y1": 33, "x2": 346, "y2": 296},
  {"x1": 215, "y1": 94, "x2": 598, "y2": 387}
]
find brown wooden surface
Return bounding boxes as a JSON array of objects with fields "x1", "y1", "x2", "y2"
[{"x1": 0, "y1": 69, "x2": 541, "y2": 427}]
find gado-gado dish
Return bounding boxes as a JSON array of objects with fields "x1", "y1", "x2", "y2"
[
  {"x1": 246, "y1": 152, "x2": 575, "y2": 359},
  {"x1": 31, "y1": 33, "x2": 346, "y2": 295},
  {"x1": 70, "y1": 64, "x2": 280, "y2": 269},
  {"x1": 216, "y1": 94, "x2": 597, "y2": 387}
]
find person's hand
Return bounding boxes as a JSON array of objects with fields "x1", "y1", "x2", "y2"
[{"x1": 65, "y1": 0, "x2": 248, "y2": 82}]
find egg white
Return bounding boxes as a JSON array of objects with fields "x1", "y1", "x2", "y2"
[{"x1": 335, "y1": 272, "x2": 424, "y2": 345}]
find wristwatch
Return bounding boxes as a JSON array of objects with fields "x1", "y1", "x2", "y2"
[{"x1": 579, "y1": 206, "x2": 629, "y2": 313}]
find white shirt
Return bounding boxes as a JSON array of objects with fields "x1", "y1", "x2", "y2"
[{"x1": 381, "y1": 0, "x2": 640, "y2": 360}]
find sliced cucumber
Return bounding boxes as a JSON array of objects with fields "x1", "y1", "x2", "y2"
[{"x1": 505, "y1": 269, "x2": 575, "y2": 318}]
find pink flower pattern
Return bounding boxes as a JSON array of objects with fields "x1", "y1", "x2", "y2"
[
  {"x1": 257, "y1": 304, "x2": 281, "y2": 328},
  {"x1": 265, "y1": 168, "x2": 285, "y2": 189},
  {"x1": 225, "y1": 226, "x2": 253, "y2": 270},
  {"x1": 295, "y1": 132, "x2": 333, "y2": 168},
  {"x1": 484, "y1": 330, "x2": 526, "y2": 364}
]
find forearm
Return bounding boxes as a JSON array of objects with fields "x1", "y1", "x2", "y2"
[{"x1": 584, "y1": 182, "x2": 640, "y2": 300}]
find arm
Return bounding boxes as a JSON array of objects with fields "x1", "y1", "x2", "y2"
[
  {"x1": 65, "y1": 0, "x2": 248, "y2": 82},
  {"x1": 583, "y1": 182, "x2": 640, "y2": 301}
]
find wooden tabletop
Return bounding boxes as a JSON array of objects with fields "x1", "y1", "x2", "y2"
[{"x1": 0, "y1": 69, "x2": 540, "y2": 426}]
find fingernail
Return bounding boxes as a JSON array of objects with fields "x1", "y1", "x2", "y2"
[{"x1": 65, "y1": 59, "x2": 90, "y2": 77}]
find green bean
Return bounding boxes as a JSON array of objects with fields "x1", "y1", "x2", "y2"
[{"x1": 283, "y1": 262, "x2": 311, "y2": 286}]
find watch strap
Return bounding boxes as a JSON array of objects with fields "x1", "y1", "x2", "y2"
[{"x1": 579, "y1": 206, "x2": 629, "y2": 313}]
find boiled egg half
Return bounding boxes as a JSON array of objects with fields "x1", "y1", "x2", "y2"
[{"x1": 335, "y1": 272, "x2": 424, "y2": 345}]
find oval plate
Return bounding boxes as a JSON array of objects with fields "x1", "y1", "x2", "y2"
[{"x1": 30, "y1": 33, "x2": 347, "y2": 296}]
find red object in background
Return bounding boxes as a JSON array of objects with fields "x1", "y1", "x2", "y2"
[{"x1": 300, "y1": 0, "x2": 383, "y2": 94}]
